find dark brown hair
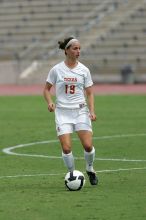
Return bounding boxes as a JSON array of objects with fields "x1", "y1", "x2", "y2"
[{"x1": 58, "y1": 37, "x2": 75, "y2": 50}]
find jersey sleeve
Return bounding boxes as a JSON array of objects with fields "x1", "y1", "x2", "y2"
[
  {"x1": 84, "y1": 68, "x2": 93, "y2": 88},
  {"x1": 46, "y1": 67, "x2": 56, "y2": 85}
]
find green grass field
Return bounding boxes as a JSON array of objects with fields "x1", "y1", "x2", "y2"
[{"x1": 0, "y1": 95, "x2": 146, "y2": 220}]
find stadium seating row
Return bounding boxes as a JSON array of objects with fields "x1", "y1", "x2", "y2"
[
  {"x1": 0, "y1": 0, "x2": 146, "y2": 84},
  {"x1": 0, "y1": 0, "x2": 130, "y2": 60}
]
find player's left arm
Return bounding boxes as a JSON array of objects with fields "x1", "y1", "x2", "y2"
[{"x1": 85, "y1": 86, "x2": 96, "y2": 121}]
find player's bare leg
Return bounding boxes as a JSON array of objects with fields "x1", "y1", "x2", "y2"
[{"x1": 59, "y1": 133, "x2": 75, "y2": 172}]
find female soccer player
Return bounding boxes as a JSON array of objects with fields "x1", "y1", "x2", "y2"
[{"x1": 43, "y1": 37, "x2": 98, "y2": 185}]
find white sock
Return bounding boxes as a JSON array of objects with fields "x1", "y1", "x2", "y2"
[
  {"x1": 84, "y1": 147, "x2": 95, "y2": 172},
  {"x1": 62, "y1": 151, "x2": 75, "y2": 172}
]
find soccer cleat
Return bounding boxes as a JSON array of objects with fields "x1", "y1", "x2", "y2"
[{"x1": 86, "y1": 171, "x2": 98, "y2": 185}]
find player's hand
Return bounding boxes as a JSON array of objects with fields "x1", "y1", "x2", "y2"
[
  {"x1": 89, "y1": 112, "x2": 97, "y2": 121},
  {"x1": 48, "y1": 103, "x2": 55, "y2": 112}
]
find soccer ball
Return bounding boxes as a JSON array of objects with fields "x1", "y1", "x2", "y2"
[{"x1": 65, "y1": 170, "x2": 85, "y2": 191}]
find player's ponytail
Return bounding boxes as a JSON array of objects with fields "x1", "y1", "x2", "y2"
[{"x1": 58, "y1": 37, "x2": 75, "y2": 50}]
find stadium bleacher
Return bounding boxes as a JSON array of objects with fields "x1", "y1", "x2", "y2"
[{"x1": 0, "y1": 0, "x2": 146, "y2": 84}]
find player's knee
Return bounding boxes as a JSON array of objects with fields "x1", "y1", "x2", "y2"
[
  {"x1": 62, "y1": 147, "x2": 71, "y2": 154},
  {"x1": 84, "y1": 145, "x2": 92, "y2": 152}
]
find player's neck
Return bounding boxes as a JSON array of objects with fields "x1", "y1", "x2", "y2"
[{"x1": 64, "y1": 59, "x2": 78, "y2": 69}]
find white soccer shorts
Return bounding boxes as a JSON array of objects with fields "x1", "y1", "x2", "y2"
[{"x1": 55, "y1": 106, "x2": 92, "y2": 136}]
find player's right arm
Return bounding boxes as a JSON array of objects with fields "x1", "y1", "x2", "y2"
[{"x1": 43, "y1": 82, "x2": 55, "y2": 112}]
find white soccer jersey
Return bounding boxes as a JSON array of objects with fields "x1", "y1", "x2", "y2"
[{"x1": 46, "y1": 61, "x2": 93, "y2": 109}]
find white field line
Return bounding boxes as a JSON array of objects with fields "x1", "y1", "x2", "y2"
[
  {"x1": 2, "y1": 133, "x2": 146, "y2": 162},
  {"x1": 0, "y1": 167, "x2": 146, "y2": 179}
]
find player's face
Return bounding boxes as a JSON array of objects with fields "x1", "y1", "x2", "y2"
[{"x1": 66, "y1": 42, "x2": 81, "y2": 60}]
